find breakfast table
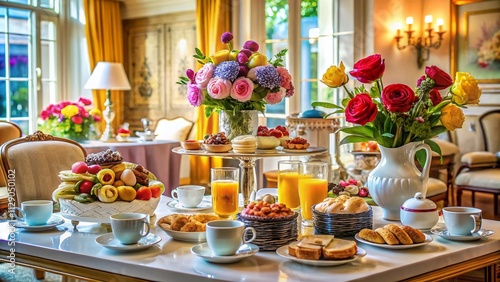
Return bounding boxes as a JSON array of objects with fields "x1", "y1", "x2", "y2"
[
  {"x1": 83, "y1": 139, "x2": 181, "y2": 194},
  {"x1": 1, "y1": 196, "x2": 499, "y2": 282}
]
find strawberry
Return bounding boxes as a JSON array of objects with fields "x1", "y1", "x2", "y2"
[
  {"x1": 269, "y1": 129, "x2": 283, "y2": 138},
  {"x1": 257, "y1": 129, "x2": 270, "y2": 136},
  {"x1": 258, "y1": 125, "x2": 268, "y2": 132}
]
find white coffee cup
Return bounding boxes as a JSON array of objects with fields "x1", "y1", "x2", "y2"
[
  {"x1": 442, "y1": 207, "x2": 482, "y2": 236},
  {"x1": 110, "y1": 213, "x2": 150, "y2": 245},
  {"x1": 206, "y1": 220, "x2": 256, "y2": 256},
  {"x1": 13, "y1": 200, "x2": 53, "y2": 226},
  {"x1": 171, "y1": 185, "x2": 205, "y2": 208}
]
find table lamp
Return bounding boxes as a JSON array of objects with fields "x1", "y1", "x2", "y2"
[{"x1": 84, "y1": 62, "x2": 131, "y2": 142}]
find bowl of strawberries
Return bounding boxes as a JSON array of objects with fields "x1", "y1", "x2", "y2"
[{"x1": 257, "y1": 125, "x2": 290, "y2": 149}]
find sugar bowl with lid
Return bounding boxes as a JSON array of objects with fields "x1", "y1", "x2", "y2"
[{"x1": 400, "y1": 192, "x2": 439, "y2": 230}]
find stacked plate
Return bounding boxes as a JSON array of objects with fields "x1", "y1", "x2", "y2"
[
  {"x1": 312, "y1": 205, "x2": 373, "y2": 237},
  {"x1": 237, "y1": 212, "x2": 299, "y2": 251},
  {"x1": 231, "y1": 135, "x2": 257, "y2": 154}
]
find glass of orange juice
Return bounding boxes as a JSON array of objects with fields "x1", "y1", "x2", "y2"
[
  {"x1": 298, "y1": 162, "x2": 328, "y2": 226},
  {"x1": 211, "y1": 167, "x2": 240, "y2": 219},
  {"x1": 277, "y1": 160, "x2": 301, "y2": 210}
]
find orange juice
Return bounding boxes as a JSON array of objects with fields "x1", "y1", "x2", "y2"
[
  {"x1": 298, "y1": 178, "x2": 328, "y2": 220},
  {"x1": 278, "y1": 171, "x2": 300, "y2": 209},
  {"x1": 212, "y1": 180, "x2": 239, "y2": 218}
]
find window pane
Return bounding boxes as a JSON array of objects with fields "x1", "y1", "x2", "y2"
[
  {"x1": 40, "y1": 0, "x2": 55, "y2": 9},
  {"x1": 41, "y1": 20, "x2": 56, "y2": 40},
  {"x1": 9, "y1": 0, "x2": 30, "y2": 5},
  {"x1": 8, "y1": 9, "x2": 30, "y2": 35},
  {"x1": 10, "y1": 80, "x2": 28, "y2": 118},
  {"x1": 0, "y1": 80, "x2": 5, "y2": 117},
  {"x1": 41, "y1": 40, "x2": 56, "y2": 79},
  {"x1": 0, "y1": 33, "x2": 5, "y2": 77},
  {"x1": 0, "y1": 7, "x2": 5, "y2": 33},
  {"x1": 9, "y1": 34, "x2": 29, "y2": 78}
]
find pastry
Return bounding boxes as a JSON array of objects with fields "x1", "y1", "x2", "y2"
[
  {"x1": 384, "y1": 224, "x2": 413, "y2": 245},
  {"x1": 401, "y1": 225, "x2": 426, "y2": 243},
  {"x1": 344, "y1": 197, "x2": 369, "y2": 213},
  {"x1": 375, "y1": 227, "x2": 399, "y2": 245},
  {"x1": 359, "y1": 228, "x2": 385, "y2": 244}
]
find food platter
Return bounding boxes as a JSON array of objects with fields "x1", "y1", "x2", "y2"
[
  {"x1": 276, "y1": 245, "x2": 366, "y2": 266},
  {"x1": 158, "y1": 227, "x2": 206, "y2": 242}
]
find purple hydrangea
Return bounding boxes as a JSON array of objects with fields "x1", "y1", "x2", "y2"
[
  {"x1": 213, "y1": 61, "x2": 240, "y2": 82},
  {"x1": 255, "y1": 65, "x2": 281, "y2": 89}
]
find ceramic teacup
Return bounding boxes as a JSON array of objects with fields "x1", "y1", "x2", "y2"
[
  {"x1": 12, "y1": 200, "x2": 53, "y2": 226},
  {"x1": 171, "y1": 185, "x2": 205, "y2": 208},
  {"x1": 110, "y1": 213, "x2": 150, "y2": 245},
  {"x1": 442, "y1": 207, "x2": 482, "y2": 236},
  {"x1": 206, "y1": 220, "x2": 256, "y2": 256}
]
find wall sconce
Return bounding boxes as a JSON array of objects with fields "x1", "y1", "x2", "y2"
[{"x1": 395, "y1": 15, "x2": 445, "y2": 68}]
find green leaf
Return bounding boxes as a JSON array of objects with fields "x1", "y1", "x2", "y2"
[
  {"x1": 195, "y1": 48, "x2": 205, "y2": 58},
  {"x1": 339, "y1": 135, "x2": 372, "y2": 145},
  {"x1": 431, "y1": 125, "x2": 447, "y2": 136},
  {"x1": 311, "y1": 101, "x2": 343, "y2": 110},
  {"x1": 415, "y1": 150, "x2": 427, "y2": 168},
  {"x1": 340, "y1": 126, "x2": 374, "y2": 138}
]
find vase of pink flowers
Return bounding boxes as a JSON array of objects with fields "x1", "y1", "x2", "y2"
[
  {"x1": 316, "y1": 54, "x2": 481, "y2": 220},
  {"x1": 177, "y1": 31, "x2": 294, "y2": 140},
  {"x1": 39, "y1": 97, "x2": 102, "y2": 142}
]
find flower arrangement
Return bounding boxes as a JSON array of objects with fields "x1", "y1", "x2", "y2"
[
  {"x1": 39, "y1": 97, "x2": 101, "y2": 142},
  {"x1": 177, "y1": 31, "x2": 294, "y2": 118},
  {"x1": 313, "y1": 54, "x2": 481, "y2": 162}
]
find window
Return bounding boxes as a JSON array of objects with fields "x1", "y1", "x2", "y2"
[
  {"x1": 0, "y1": 0, "x2": 88, "y2": 134},
  {"x1": 263, "y1": 0, "x2": 357, "y2": 127}
]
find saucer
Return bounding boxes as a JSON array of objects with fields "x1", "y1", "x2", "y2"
[
  {"x1": 95, "y1": 233, "x2": 162, "y2": 252},
  {"x1": 166, "y1": 199, "x2": 212, "y2": 211},
  {"x1": 430, "y1": 227, "x2": 494, "y2": 241},
  {"x1": 276, "y1": 245, "x2": 366, "y2": 266},
  {"x1": 13, "y1": 217, "x2": 65, "y2": 231},
  {"x1": 190, "y1": 243, "x2": 259, "y2": 264}
]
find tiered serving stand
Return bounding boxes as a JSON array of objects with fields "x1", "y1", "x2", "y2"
[{"x1": 172, "y1": 146, "x2": 328, "y2": 207}]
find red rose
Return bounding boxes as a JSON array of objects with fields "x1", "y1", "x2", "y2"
[
  {"x1": 429, "y1": 89, "x2": 443, "y2": 106},
  {"x1": 425, "y1": 66, "x2": 452, "y2": 90},
  {"x1": 349, "y1": 54, "x2": 385, "y2": 84},
  {"x1": 381, "y1": 84, "x2": 416, "y2": 113},
  {"x1": 345, "y1": 93, "x2": 378, "y2": 125}
]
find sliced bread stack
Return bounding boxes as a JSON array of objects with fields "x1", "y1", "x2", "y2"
[{"x1": 288, "y1": 235, "x2": 357, "y2": 260}]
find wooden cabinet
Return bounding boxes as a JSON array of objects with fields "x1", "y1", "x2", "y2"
[{"x1": 123, "y1": 12, "x2": 197, "y2": 133}]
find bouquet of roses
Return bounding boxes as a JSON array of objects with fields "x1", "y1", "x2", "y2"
[
  {"x1": 177, "y1": 31, "x2": 294, "y2": 118},
  {"x1": 313, "y1": 54, "x2": 481, "y2": 163},
  {"x1": 39, "y1": 97, "x2": 101, "y2": 141}
]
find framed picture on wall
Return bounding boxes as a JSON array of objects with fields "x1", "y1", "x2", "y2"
[{"x1": 451, "y1": 1, "x2": 500, "y2": 85}]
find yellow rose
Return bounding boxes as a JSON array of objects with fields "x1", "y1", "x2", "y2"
[
  {"x1": 321, "y1": 62, "x2": 349, "y2": 88},
  {"x1": 440, "y1": 104, "x2": 465, "y2": 131},
  {"x1": 89, "y1": 108, "x2": 101, "y2": 116},
  {"x1": 209, "y1": 50, "x2": 230, "y2": 65},
  {"x1": 451, "y1": 72, "x2": 481, "y2": 105},
  {"x1": 247, "y1": 52, "x2": 268, "y2": 69},
  {"x1": 61, "y1": 105, "x2": 79, "y2": 118}
]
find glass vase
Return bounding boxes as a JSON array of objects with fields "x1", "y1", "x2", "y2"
[{"x1": 218, "y1": 110, "x2": 258, "y2": 140}]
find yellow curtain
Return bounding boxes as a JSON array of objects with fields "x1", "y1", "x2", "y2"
[
  {"x1": 190, "y1": 0, "x2": 232, "y2": 185},
  {"x1": 83, "y1": 0, "x2": 125, "y2": 134}
]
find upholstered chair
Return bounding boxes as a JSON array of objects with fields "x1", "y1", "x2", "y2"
[
  {"x1": 0, "y1": 121, "x2": 22, "y2": 214},
  {"x1": 0, "y1": 131, "x2": 87, "y2": 204},
  {"x1": 455, "y1": 109, "x2": 500, "y2": 214},
  {"x1": 154, "y1": 117, "x2": 194, "y2": 141}
]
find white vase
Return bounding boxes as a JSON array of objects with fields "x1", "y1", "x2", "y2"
[{"x1": 367, "y1": 142, "x2": 432, "y2": 220}]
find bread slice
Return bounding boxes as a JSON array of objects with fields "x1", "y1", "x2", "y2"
[
  {"x1": 296, "y1": 243, "x2": 322, "y2": 260},
  {"x1": 298, "y1": 235, "x2": 334, "y2": 247},
  {"x1": 322, "y1": 238, "x2": 357, "y2": 260},
  {"x1": 288, "y1": 241, "x2": 298, "y2": 257}
]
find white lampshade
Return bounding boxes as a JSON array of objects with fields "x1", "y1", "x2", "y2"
[{"x1": 84, "y1": 62, "x2": 131, "y2": 90}]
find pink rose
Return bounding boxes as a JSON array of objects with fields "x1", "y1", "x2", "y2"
[
  {"x1": 231, "y1": 77, "x2": 254, "y2": 102},
  {"x1": 246, "y1": 66, "x2": 260, "y2": 81},
  {"x1": 276, "y1": 67, "x2": 292, "y2": 89},
  {"x1": 207, "y1": 78, "x2": 231, "y2": 99},
  {"x1": 195, "y1": 63, "x2": 215, "y2": 89},
  {"x1": 71, "y1": 115, "x2": 83, "y2": 125},
  {"x1": 187, "y1": 82, "x2": 204, "y2": 106},
  {"x1": 40, "y1": 110, "x2": 50, "y2": 120},
  {"x1": 93, "y1": 115, "x2": 102, "y2": 122},
  {"x1": 78, "y1": 97, "x2": 92, "y2": 106},
  {"x1": 264, "y1": 88, "x2": 286, "y2": 105}
]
